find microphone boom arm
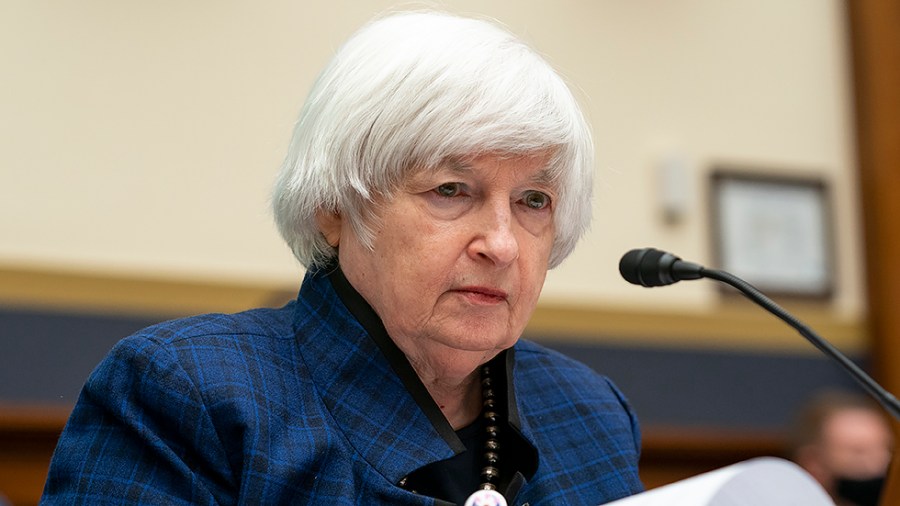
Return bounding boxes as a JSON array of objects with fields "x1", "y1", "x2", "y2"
[{"x1": 699, "y1": 266, "x2": 900, "y2": 422}]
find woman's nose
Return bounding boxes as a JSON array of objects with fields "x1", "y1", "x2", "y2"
[{"x1": 467, "y1": 203, "x2": 519, "y2": 267}]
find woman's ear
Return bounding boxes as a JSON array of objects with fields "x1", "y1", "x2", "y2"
[{"x1": 315, "y1": 210, "x2": 343, "y2": 247}]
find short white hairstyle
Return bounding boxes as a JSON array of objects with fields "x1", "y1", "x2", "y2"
[{"x1": 273, "y1": 11, "x2": 594, "y2": 269}]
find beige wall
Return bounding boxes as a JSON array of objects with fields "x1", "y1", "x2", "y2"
[{"x1": 0, "y1": 1, "x2": 863, "y2": 320}]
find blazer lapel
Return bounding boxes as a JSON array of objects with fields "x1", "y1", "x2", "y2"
[{"x1": 293, "y1": 269, "x2": 458, "y2": 485}]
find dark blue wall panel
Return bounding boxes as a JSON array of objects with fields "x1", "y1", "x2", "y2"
[
  {"x1": 537, "y1": 339, "x2": 861, "y2": 430},
  {"x1": 1, "y1": 307, "x2": 865, "y2": 431},
  {"x1": 0, "y1": 308, "x2": 163, "y2": 404}
]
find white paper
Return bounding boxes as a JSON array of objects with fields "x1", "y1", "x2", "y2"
[{"x1": 606, "y1": 457, "x2": 834, "y2": 505}]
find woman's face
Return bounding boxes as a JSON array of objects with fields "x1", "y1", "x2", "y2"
[{"x1": 321, "y1": 152, "x2": 557, "y2": 376}]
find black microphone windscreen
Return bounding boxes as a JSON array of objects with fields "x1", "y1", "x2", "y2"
[
  {"x1": 619, "y1": 247, "x2": 684, "y2": 287},
  {"x1": 619, "y1": 248, "x2": 667, "y2": 287},
  {"x1": 619, "y1": 248, "x2": 649, "y2": 286}
]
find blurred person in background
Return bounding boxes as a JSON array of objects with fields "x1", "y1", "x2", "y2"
[{"x1": 789, "y1": 390, "x2": 894, "y2": 506}]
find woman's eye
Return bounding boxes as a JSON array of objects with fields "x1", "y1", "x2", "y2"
[
  {"x1": 434, "y1": 182, "x2": 463, "y2": 198},
  {"x1": 522, "y1": 190, "x2": 551, "y2": 210}
]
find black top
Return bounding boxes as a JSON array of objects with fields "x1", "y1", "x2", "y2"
[{"x1": 327, "y1": 265, "x2": 538, "y2": 504}]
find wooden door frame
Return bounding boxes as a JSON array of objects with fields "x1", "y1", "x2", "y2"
[{"x1": 846, "y1": 1, "x2": 900, "y2": 503}]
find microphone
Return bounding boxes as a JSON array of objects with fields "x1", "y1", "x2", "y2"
[
  {"x1": 619, "y1": 247, "x2": 900, "y2": 421},
  {"x1": 619, "y1": 247, "x2": 703, "y2": 287}
]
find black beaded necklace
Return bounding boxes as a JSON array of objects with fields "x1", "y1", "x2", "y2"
[{"x1": 463, "y1": 363, "x2": 508, "y2": 506}]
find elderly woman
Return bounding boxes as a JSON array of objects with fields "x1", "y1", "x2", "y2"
[{"x1": 42, "y1": 11, "x2": 643, "y2": 506}]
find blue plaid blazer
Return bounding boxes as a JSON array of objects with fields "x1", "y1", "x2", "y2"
[{"x1": 42, "y1": 269, "x2": 642, "y2": 505}]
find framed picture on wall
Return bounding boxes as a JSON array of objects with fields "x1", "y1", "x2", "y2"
[{"x1": 710, "y1": 169, "x2": 834, "y2": 299}]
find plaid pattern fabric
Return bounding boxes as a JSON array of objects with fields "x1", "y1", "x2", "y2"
[{"x1": 42, "y1": 269, "x2": 642, "y2": 505}]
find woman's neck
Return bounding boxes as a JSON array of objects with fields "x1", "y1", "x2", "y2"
[{"x1": 410, "y1": 357, "x2": 484, "y2": 429}]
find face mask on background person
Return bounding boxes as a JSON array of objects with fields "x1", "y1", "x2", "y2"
[{"x1": 834, "y1": 475, "x2": 884, "y2": 506}]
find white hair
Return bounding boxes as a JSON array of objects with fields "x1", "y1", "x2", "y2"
[{"x1": 272, "y1": 10, "x2": 594, "y2": 269}]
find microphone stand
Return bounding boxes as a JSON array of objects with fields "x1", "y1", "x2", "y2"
[
  {"x1": 621, "y1": 248, "x2": 900, "y2": 504},
  {"x1": 700, "y1": 266, "x2": 900, "y2": 422},
  {"x1": 700, "y1": 266, "x2": 900, "y2": 506}
]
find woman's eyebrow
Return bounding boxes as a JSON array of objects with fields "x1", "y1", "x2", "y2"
[
  {"x1": 444, "y1": 159, "x2": 473, "y2": 174},
  {"x1": 530, "y1": 167, "x2": 556, "y2": 186},
  {"x1": 436, "y1": 158, "x2": 556, "y2": 186}
]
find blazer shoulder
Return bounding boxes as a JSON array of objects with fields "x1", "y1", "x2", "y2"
[
  {"x1": 128, "y1": 303, "x2": 297, "y2": 347},
  {"x1": 514, "y1": 339, "x2": 607, "y2": 382},
  {"x1": 513, "y1": 339, "x2": 642, "y2": 462},
  {"x1": 513, "y1": 339, "x2": 637, "y2": 419}
]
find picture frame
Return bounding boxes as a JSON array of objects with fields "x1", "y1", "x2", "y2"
[{"x1": 709, "y1": 170, "x2": 834, "y2": 299}]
